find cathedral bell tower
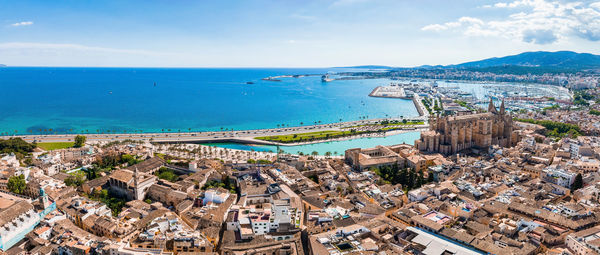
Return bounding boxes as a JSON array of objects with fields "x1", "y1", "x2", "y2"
[{"x1": 488, "y1": 97, "x2": 497, "y2": 114}]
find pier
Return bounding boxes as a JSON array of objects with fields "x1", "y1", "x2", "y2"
[{"x1": 369, "y1": 86, "x2": 408, "y2": 98}]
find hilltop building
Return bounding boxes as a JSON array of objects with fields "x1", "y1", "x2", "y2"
[{"x1": 415, "y1": 98, "x2": 517, "y2": 155}]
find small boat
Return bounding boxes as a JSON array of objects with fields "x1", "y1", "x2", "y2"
[
  {"x1": 154, "y1": 82, "x2": 157, "y2": 87},
  {"x1": 246, "y1": 81, "x2": 255, "y2": 84},
  {"x1": 109, "y1": 91, "x2": 113, "y2": 94}
]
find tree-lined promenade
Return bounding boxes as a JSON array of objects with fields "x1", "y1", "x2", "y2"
[{"x1": 3, "y1": 117, "x2": 428, "y2": 146}]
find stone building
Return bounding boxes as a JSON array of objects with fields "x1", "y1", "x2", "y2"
[
  {"x1": 0, "y1": 201, "x2": 40, "y2": 251},
  {"x1": 345, "y1": 144, "x2": 415, "y2": 170},
  {"x1": 108, "y1": 167, "x2": 156, "y2": 201},
  {"x1": 415, "y1": 98, "x2": 516, "y2": 155}
]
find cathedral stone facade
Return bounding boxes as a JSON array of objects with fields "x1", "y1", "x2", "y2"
[{"x1": 415, "y1": 98, "x2": 516, "y2": 155}]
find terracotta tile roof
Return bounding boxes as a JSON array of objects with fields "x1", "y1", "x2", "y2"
[
  {"x1": 125, "y1": 157, "x2": 164, "y2": 173},
  {"x1": 109, "y1": 170, "x2": 133, "y2": 184},
  {"x1": 34, "y1": 226, "x2": 51, "y2": 236},
  {"x1": 0, "y1": 200, "x2": 33, "y2": 227}
]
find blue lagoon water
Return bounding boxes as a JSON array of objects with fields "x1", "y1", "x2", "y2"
[
  {"x1": 0, "y1": 67, "x2": 418, "y2": 135},
  {"x1": 203, "y1": 131, "x2": 421, "y2": 155}
]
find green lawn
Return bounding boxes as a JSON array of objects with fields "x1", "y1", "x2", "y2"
[
  {"x1": 37, "y1": 142, "x2": 74, "y2": 151},
  {"x1": 256, "y1": 130, "x2": 356, "y2": 143},
  {"x1": 347, "y1": 121, "x2": 424, "y2": 129},
  {"x1": 380, "y1": 121, "x2": 424, "y2": 126}
]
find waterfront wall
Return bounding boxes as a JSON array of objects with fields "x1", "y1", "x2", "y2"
[{"x1": 413, "y1": 95, "x2": 426, "y2": 117}]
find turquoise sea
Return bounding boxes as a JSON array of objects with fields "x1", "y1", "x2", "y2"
[{"x1": 0, "y1": 67, "x2": 418, "y2": 135}]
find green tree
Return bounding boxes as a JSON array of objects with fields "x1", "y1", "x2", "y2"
[
  {"x1": 257, "y1": 159, "x2": 272, "y2": 164},
  {"x1": 7, "y1": 174, "x2": 26, "y2": 194},
  {"x1": 74, "y1": 135, "x2": 86, "y2": 147},
  {"x1": 311, "y1": 151, "x2": 319, "y2": 156},
  {"x1": 416, "y1": 170, "x2": 425, "y2": 188},
  {"x1": 0, "y1": 138, "x2": 36, "y2": 155},
  {"x1": 155, "y1": 167, "x2": 179, "y2": 182},
  {"x1": 84, "y1": 167, "x2": 99, "y2": 180},
  {"x1": 572, "y1": 173, "x2": 583, "y2": 191},
  {"x1": 120, "y1": 154, "x2": 140, "y2": 166},
  {"x1": 64, "y1": 175, "x2": 86, "y2": 187}
]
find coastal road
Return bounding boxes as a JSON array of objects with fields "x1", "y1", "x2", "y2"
[{"x1": 6, "y1": 117, "x2": 428, "y2": 145}]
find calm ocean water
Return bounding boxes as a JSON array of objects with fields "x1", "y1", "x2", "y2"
[{"x1": 0, "y1": 67, "x2": 418, "y2": 135}]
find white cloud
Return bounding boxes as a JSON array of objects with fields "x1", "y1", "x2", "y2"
[
  {"x1": 10, "y1": 21, "x2": 33, "y2": 27},
  {"x1": 421, "y1": 0, "x2": 600, "y2": 44},
  {"x1": 421, "y1": 16, "x2": 483, "y2": 31},
  {"x1": 421, "y1": 24, "x2": 448, "y2": 31}
]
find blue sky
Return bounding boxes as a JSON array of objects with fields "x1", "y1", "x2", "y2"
[{"x1": 1, "y1": 0, "x2": 599, "y2": 67}]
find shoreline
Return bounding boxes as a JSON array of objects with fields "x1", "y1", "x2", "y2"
[{"x1": 5, "y1": 117, "x2": 428, "y2": 146}]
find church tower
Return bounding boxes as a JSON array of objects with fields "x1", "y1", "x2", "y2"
[
  {"x1": 488, "y1": 97, "x2": 497, "y2": 114},
  {"x1": 39, "y1": 187, "x2": 50, "y2": 209}
]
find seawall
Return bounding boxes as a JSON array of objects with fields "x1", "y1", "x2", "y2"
[{"x1": 413, "y1": 94, "x2": 426, "y2": 117}]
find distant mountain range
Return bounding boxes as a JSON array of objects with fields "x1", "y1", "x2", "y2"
[
  {"x1": 450, "y1": 51, "x2": 600, "y2": 69},
  {"x1": 345, "y1": 51, "x2": 600, "y2": 71},
  {"x1": 0, "y1": 64, "x2": 5, "y2": 67}
]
